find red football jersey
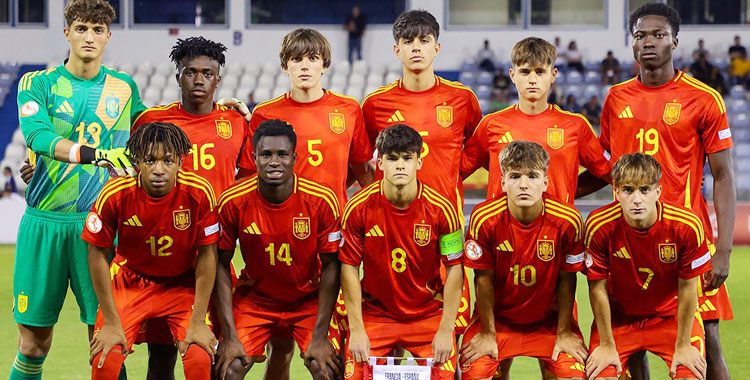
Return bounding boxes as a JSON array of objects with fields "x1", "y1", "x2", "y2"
[
  {"x1": 362, "y1": 76, "x2": 482, "y2": 206},
  {"x1": 132, "y1": 102, "x2": 249, "y2": 196},
  {"x1": 339, "y1": 181, "x2": 464, "y2": 321},
  {"x1": 600, "y1": 71, "x2": 732, "y2": 235},
  {"x1": 81, "y1": 171, "x2": 219, "y2": 278},
  {"x1": 237, "y1": 91, "x2": 373, "y2": 210},
  {"x1": 217, "y1": 174, "x2": 341, "y2": 306},
  {"x1": 462, "y1": 104, "x2": 611, "y2": 203},
  {"x1": 585, "y1": 200, "x2": 712, "y2": 318},
  {"x1": 464, "y1": 194, "x2": 584, "y2": 325}
]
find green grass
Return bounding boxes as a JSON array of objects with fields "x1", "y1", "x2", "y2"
[{"x1": 0, "y1": 245, "x2": 747, "y2": 379}]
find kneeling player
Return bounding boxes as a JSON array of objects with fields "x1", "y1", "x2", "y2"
[
  {"x1": 460, "y1": 141, "x2": 587, "y2": 380},
  {"x1": 82, "y1": 122, "x2": 218, "y2": 380},
  {"x1": 213, "y1": 119, "x2": 341, "y2": 380},
  {"x1": 585, "y1": 153, "x2": 710, "y2": 380},
  {"x1": 340, "y1": 124, "x2": 464, "y2": 380}
]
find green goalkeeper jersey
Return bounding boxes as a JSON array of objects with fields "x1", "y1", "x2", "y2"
[{"x1": 17, "y1": 62, "x2": 146, "y2": 213}]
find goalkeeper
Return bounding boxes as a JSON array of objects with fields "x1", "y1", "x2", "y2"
[{"x1": 10, "y1": 1, "x2": 146, "y2": 378}]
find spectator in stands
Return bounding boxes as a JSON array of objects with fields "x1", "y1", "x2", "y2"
[
  {"x1": 562, "y1": 94, "x2": 581, "y2": 113},
  {"x1": 346, "y1": 6, "x2": 366, "y2": 63},
  {"x1": 2, "y1": 167, "x2": 16, "y2": 197},
  {"x1": 566, "y1": 40, "x2": 584, "y2": 73},
  {"x1": 478, "y1": 39, "x2": 497, "y2": 72},
  {"x1": 599, "y1": 50, "x2": 621, "y2": 85},
  {"x1": 246, "y1": 91, "x2": 257, "y2": 110},
  {"x1": 692, "y1": 39, "x2": 709, "y2": 61},
  {"x1": 554, "y1": 36, "x2": 567, "y2": 67},
  {"x1": 730, "y1": 51, "x2": 750, "y2": 88},
  {"x1": 492, "y1": 67, "x2": 510, "y2": 100},
  {"x1": 582, "y1": 95, "x2": 602, "y2": 127},
  {"x1": 690, "y1": 52, "x2": 727, "y2": 94},
  {"x1": 729, "y1": 35, "x2": 747, "y2": 60}
]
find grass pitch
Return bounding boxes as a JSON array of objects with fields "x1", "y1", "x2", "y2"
[{"x1": 0, "y1": 244, "x2": 746, "y2": 379}]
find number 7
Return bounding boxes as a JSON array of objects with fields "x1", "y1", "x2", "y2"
[{"x1": 638, "y1": 267, "x2": 654, "y2": 290}]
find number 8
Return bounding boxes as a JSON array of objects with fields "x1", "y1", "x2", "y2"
[{"x1": 391, "y1": 248, "x2": 407, "y2": 273}]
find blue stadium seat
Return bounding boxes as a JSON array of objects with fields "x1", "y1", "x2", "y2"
[
  {"x1": 735, "y1": 143, "x2": 750, "y2": 158},
  {"x1": 583, "y1": 85, "x2": 600, "y2": 101},
  {"x1": 477, "y1": 71, "x2": 493, "y2": 86},
  {"x1": 478, "y1": 99, "x2": 491, "y2": 113},
  {"x1": 0, "y1": 73, "x2": 12, "y2": 88},
  {"x1": 555, "y1": 71, "x2": 566, "y2": 86},
  {"x1": 730, "y1": 85, "x2": 745, "y2": 100},
  {"x1": 732, "y1": 127, "x2": 750, "y2": 142},
  {"x1": 564, "y1": 85, "x2": 583, "y2": 101},
  {"x1": 566, "y1": 71, "x2": 583, "y2": 85},
  {"x1": 459, "y1": 71, "x2": 476, "y2": 87},
  {"x1": 732, "y1": 113, "x2": 750, "y2": 129},
  {"x1": 601, "y1": 85, "x2": 613, "y2": 100},
  {"x1": 584, "y1": 71, "x2": 600, "y2": 84},
  {"x1": 730, "y1": 99, "x2": 749, "y2": 114},
  {"x1": 461, "y1": 59, "x2": 476, "y2": 73},
  {"x1": 475, "y1": 85, "x2": 492, "y2": 100}
]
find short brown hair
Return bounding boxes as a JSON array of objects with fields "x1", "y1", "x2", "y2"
[
  {"x1": 375, "y1": 124, "x2": 422, "y2": 156},
  {"x1": 611, "y1": 153, "x2": 662, "y2": 187},
  {"x1": 499, "y1": 141, "x2": 549, "y2": 174},
  {"x1": 279, "y1": 29, "x2": 331, "y2": 69},
  {"x1": 511, "y1": 37, "x2": 557, "y2": 68},
  {"x1": 64, "y1": 0, "x2": 116, "y2": 28}
]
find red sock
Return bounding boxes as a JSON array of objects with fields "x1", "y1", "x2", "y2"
[
  {"x1": 91, "y1": 347, "x2": 126, "y2": 380},
  {"x1": 182, "y1": 344, "x2": 212, "y2": 380}
]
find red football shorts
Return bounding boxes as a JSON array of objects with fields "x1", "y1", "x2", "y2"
[
  {"x1": 343, "y1": 312, "x2": 457, "y2": 380},
  {"x1": 589, "y1": 314, "x2": 705, "y2": 379},
  {"x1": 459, "y1": 316, "x2": 584, "y2": 380},
  {"x1": 233, "y1": 292, "x2": 320, "y2": 357},
  {"x1": 93, "y1": 265, "x2": 196, "y2": 349},
  {"x1": 697, "y1": 241, "x2": 733, "y2": 321}
]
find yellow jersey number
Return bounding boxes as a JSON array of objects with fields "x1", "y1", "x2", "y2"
[
  {"x1": 510, "y1": 264, "x2": 536, "y2": 286},
  {"x1": 635, "y1": 128, "x2": 659, "y2": 155},
  {"x1": 265, "y1": 242, "x2": 292, "y2": 266},
  {"x1": 146, "y1": 235, "x2": 173, "y2": 256},
  {"x1": 191, "y1": 143, "x2": 216, "y2": 171}
]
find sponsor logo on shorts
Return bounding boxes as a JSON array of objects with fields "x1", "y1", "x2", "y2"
[
  {"x1": 293, "y1": 217, "x2": 311, "y2": 239},
  {"x1": 86, "y1": 212, "x2": 103, "y2": 233},
  {"x1": 465, "y1": 240, "x2": 483, "y2": 260},
  {"x1": 658, "y1": 243, "x2": 677, "y2": 263},
  {"x1": 20, "y1": 101, "x2": 39, "y2": 117},
  {"x1": 345, "y1": 359, "x2": 355, "y2": 378}
]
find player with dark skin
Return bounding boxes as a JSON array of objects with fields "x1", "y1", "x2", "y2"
[{"x1": 213, "y1": 127, "x2": 341, "y2": 380}]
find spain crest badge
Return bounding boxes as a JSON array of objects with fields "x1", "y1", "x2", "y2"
[
  {"x1": 662, "y1": 102, "x2": 681, "y2": 125},
  {"x1": 173, "y1": 209, "x2": 191, "y2": 231},
  {"x1": 659, "y1": 243, "x2": 677, "y2": 263},
  {"x1": 547, "y1": 127, "x2": 564, "y2": 150},
  {"x1": 216, "y1": 119, "x2": 232, "y2": 139},
  {"x1": 105, "y1": 96, "x2": 120, "y2": 118},
  {"x1": 414, "y1": 224, "x2": 432, "y2": 246},
  {"x1": 537, "y1": 239, "x2": 555, "y2": 261},
  {"x1": 436, "y1": 105, "x2": 453, "y2": 128},
  {"x1": 329, "y1": 112, "x2": 346, "y2": 134},
  {"x1": 293, "y1": 217, "x2": 311, "y2": 240}
]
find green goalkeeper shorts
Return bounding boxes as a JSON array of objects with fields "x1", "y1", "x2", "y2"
[{"x1": 13, "y1": 207, "x2": 99, "y2": 326}]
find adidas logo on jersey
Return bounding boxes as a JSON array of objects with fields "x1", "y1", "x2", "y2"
[
  {"x1": 496, "y1": 240, "x2": 513, "y2": 252},
  {"x1": 498, "y1": 132, "x2": 513, "y2": 144},
  {"x1": 612, "y1": 247, "x2": 631, "y2": 259},
  {"x1": 243, "y1": 222, "x2": 261, "y2": 235},
  {"x1": 365, "y1": 225, "x2": 384, "y2": 237},
  {"x1": 387, "y1": 110, "x2": 405, "y2": 123},
  {"x1": 698, "y1": 299, "x2": 717, "y2": 312},
  {"x1": 123, "y1": 215, "x2": 142, "y2": 227},
  {"x1": 617, "y1": 106, "x2": 634, "y2": 119},
  {"x1": 55, "y1": 100, "x2": 74, "y2": 116}
]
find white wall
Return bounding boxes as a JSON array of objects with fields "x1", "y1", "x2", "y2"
[{"x1": 1, "y1": 0, "x2": 749, "y2": 71}]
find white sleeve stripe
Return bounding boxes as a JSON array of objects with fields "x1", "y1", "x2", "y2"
[
  {"x1": 328, "y1": 230, "x2": 342, "y2": 242},
  {"x1": 691, "y1": 251, "x2": 711, "y2": 270},
  {"x1": 566, "y1": 253, "x2": 585, "y2": 264},
  {"x1": 204, "y1": 223, "x2": 220, "y2": 236}
]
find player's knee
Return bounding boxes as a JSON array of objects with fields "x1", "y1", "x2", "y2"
[
  {"x1": 18, "y1": 326, "x2": 53, "y2": 356},
  {"x1": 224, "y1": 358, "x2": 249, "y2": 380},
  {"x1": 91, "y1": 350, "x2": 127, "y2": 380},
  {"x1": 182, "y1": 345, "x2": 212, "y2": 368}
]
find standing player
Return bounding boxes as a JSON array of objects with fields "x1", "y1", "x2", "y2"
[
  {"x1": 340, "y1": 125, "x2": 464, "y2": 380},
  {"x1": 584, "y1": 153, "x2": 710, "y2": 380},
  {"x1": 601, "y1": 4, "x2": 735, "y2": 378},
  {"x1": 461, "y1": 37, "x2": 611, "y2": 203},
  {"x1": 459, "y1": 141, "x2": 586, "y2": 380},
  {"x1": 130, "y1": 36, "x2": 248, "y2": 380},
  {"x1": 361, "y1": 9, "x2": 481, "y2": 348},
  {"x1": 213, "y1": 120, "x2": 342, "y2": 380},
  {"x1": 12, "y1": 1, "x2": 145, "y2": 378},
  {"x1": 82, "y1": 122, "x2": 218, "y2": 380}
]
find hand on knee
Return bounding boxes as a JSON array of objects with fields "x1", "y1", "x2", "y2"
[{"x1": 91, "y1": 348, "x2": 126, "y2": 380}]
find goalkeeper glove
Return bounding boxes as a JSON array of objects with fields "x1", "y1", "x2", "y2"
[{"x1": 76, "y1": 145, "x2": 136, "y2": 177}]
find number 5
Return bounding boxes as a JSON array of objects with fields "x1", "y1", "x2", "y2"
[{"x1": 308, "y1": 139, "x2": 323, "y2": 166}]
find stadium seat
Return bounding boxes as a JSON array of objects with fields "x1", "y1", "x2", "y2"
[
  {"x1": 155, "y1": 62, "x2": 173, "y2": 76},
  {"x1": 388, "y1": 62, "x2": 402, "y2": 75},
  {"x1": 364, "y1": 85, "x2": 380, "y2": 97},
  {"x1": 226, "y1": 62, "x2": 244, "y2": 77},
  {"x1": 330, "y1": 74, "x2": 348, "y2": 88},
  {"x1": 555, "y1": 72, "x2": 566, "y2": 86},
  {"x1": 11, "y1": 128, "x2": 24, "y2": 146},
  {"x1": 584, "y1": 85, "x2": 600, "y2": 101},
  {"x1": 216, "y1": 87, "x2": 235, "y2": 101},
  {"x1": 735, "y1": 143, "x2": 750, "y2": 158},
  {"x1": 258, "y1": 74, "x2": 275, "y2": 89},
  {"x1": 369, "y1": 63, "x2": 386, "y2": 77},
  {"x1": 366, "y1": 72, "x2": 384, "y2": 87},
  {"x1": 148, "y1": 74, "x2": 168, "y2": 90},
  {"x1": 352, "y1": 60, "x2": 368, "y2": 75},
  {"x1": 461, "y1": 58, "x2": 476, "y2": 73},
  {"x1": 329, "y1": 84, "x2": 345, "y2": 95},
  {"x1": 335, "y1": 60, "x2": 351, "y2": 77},
  {"x1": 345, "y1": 86, "x2": 363, "y2": 100},
  {"x1": 254, "y1": 87, "x2": 272, "y2": 103},
  {"x1": 478, "y1": 99, "x2": 491, "y2": 113},
  {"x1": 732, "y1": 113, "x2": 750, "y2": 129},
  {"x1": 262, "y1": 61, "x2": 278, "y2": 76},
  {"x1": 584, "y1": 71, "x2": 601, "y2": 85},
  {"x1": 3, "y1": 144, "x2": 24, "y2": 163},
  {"x1": 477, "y1": 71, "x2": 493, "y2": 86},
  {"x1": 564, "y1": 85, "x2": 583, "y2": 100},
  {"x1": 240, "y1": 73, "x2": 257, "y2": 88},
  {"x1": 732, "y1": 126, "x2": 750, "y2": 142},
  {"x1": 271, "y1": 85, "x2": 287, "y2": 98},
  {"x1": 566, "y1": 71, "x2": 583, "y2": 85},
  {"x1": 136, "y1": 62, "x2": 155, "y2": 77},
  {"x1": 385, "y1": 72, "x2": 400, "y2": 84},
  {"x1": 458, "y1": 72, "x2": 476, "y2": 87},
  {"x1": 731, "y1": 99, "x2": 749, "y2": 114},
  {"x1": 133, "y1": 73, "x2": 149, "y2": 90},
  {"x1": 475, "y1": 85, "x2": 492, "y2": 100},
  {"x1": 244, "y1": 63, "x2": 260, "y2": 77},
  {"x1": 162, "y1": 87, "x2": 179, "y2": 102},
  {"x1": 0, "y1": 73, "x2": 12, "y2": 88},
  {"x1": 730, "y1": 85, "x2": 745, "y2": 100},
  {"x1": 601, "y1": 85, "x2": 613, "y2": 100},
  {"x1": 119, "y1": 62, "x2": 136, "y2": 75},
  {"x1": 349, "y1": 74, "x2": 365, "y2": 88}
]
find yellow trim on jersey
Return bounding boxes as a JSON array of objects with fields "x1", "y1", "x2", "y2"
[
  {"x1": 218, "y1": 175, "x2": 259, "y2": 206},
  {"x1": 94, "y1": 177, "x2": 130, "y2": 212},
  {"x1": 438, "y1": 76, "x2": 480, "y2": 98},
  {"x1": 663, "y1": 204, "x2": 705, "y2": 244},
  {"x1": 362, "y1": 80, "x2": 399, "y2": 104},
  {"x1": 584, "y1": 204, "x2": 622, "y2": 247},
  {"x1": 95, "y1": 178, "x2": 136, "y2": 214},
  {"x1": 298, "y1": 177, "x2": 340, "y2": 216},
  {"x1": 545, "y1": 199, "x2": 584, "y2": 240},
  {"x1": 327, "y1": 90, "x2": 361, "y2": 106},
  {"x1": 467, "y1": 105, "x2": 516, "y2": 140},
  {"x1": 177, "y1": 172, "x2": 216, "y2": 211},
  {"x1": 680, "y1": 75, "x2": 727, "y2": 114},
  {"x1": 662, "y1": 212, "x2": 703, "y2": 245},
  {"x1": 422, "y1": 186, "x2": 460, "y2": 232},
  {"x1": 610, "y1": 76, "x2": 638, "y2": 90},
  {"x1": 252, "y1": 94, "x2": 286, "y2": 111},
  {"x1": 684, "y1": 171, "x2": 692, "y2": 209},
  {"x1": 132, "y1": 101, "x2": 181, "y2": 126},
  {"x1": 178, "y1": 171, "x2": 216, "y2": 205},
  {"x1": 298, "y1": 180, "x2": 340, "y2": 218},
  {"x1": 342, "y1": 181, "x2": 381, "y2": 228},
  {"x1": 218, "y1": 182, "x2": 258, "y2": 214},
  {"x1": 553, "y1": 104, "x2": 599, "y2": 136},
  {"x1": 469, "y1": 196, "x2": 508, "y2": 239}
]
